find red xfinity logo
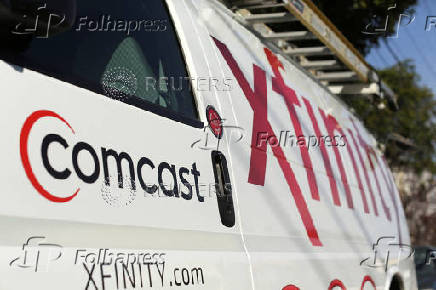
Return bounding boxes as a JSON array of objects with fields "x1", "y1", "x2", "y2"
[{"x1": 212, "y1": 36, "x2": 401, "y2": 247}]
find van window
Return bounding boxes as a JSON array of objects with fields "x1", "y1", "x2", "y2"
[{"x1": 0, "y1": 0, "x2": 199, "y2": 124}]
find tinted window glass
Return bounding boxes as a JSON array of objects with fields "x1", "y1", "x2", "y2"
[{"x1": 0, "y1": 0, "x2": 199, "y2": 123}]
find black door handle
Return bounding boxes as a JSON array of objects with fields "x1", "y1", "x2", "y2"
[{"x1": 211, "y1": 151, "x2": 235, "y2": 228}]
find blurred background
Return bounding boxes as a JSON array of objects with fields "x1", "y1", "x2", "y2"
[
  {"x1": 313, "y1": 0, "x2": 436, "y2": 288},
  {"x1": 311, "y1": 0, "x2": 436, "y2": 246}
]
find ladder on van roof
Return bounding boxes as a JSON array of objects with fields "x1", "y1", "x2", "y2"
[{"x1": 220, "y1": 0, "x2": 398, "y2": 109}]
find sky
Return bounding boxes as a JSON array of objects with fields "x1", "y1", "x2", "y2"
[{"x1": 365, "y1": 0, "x2": 436, "y2": 95}]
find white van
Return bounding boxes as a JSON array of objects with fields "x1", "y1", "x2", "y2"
[{"x1": 0, "y1": 0, "x2": 418, "y2": 289}]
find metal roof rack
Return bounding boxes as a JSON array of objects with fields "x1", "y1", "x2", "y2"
[{"x1": 220, "y1": 0, "x2": 398, "y2": 109}]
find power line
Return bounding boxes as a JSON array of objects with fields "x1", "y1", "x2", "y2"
[
  {"x1": 375, "y1": 47, "x2": 390, "y2": 67},
  {"x1": 404, "y1": 28, "x2": 436, "y2": 76},
  {"x1": 371, "y1": 51, "x2": 385, "y2": 69},
  {"x1": 383, "y1": 39, "x2": 401, "y2": 63},
  {"x1": 389, "y1": 40, "x2": 406, "y2": 60}
]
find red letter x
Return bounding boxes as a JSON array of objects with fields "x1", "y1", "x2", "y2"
[{"x1": 213, "y1": 37, "x2": 322, "y2": 247}]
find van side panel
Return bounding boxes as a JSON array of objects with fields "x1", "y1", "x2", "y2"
[
  {"x1": 0, "y1": 0, "x2": 255, "y2": 288},
  {"x1": 196, "y1": 0, "x2": 417, "y2": 289}
]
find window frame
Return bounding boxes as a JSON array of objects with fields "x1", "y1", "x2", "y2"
[{"x1": 0, "y1": 0, "x2": 204, "y2": 129}]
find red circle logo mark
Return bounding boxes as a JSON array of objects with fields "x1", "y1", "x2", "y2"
[
  {"x1": 206, "y1": 105, "x2": 223, "y2": 139},
  {"x1": 20, "y1": 110, "x2": 79, "y2": 203}
]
